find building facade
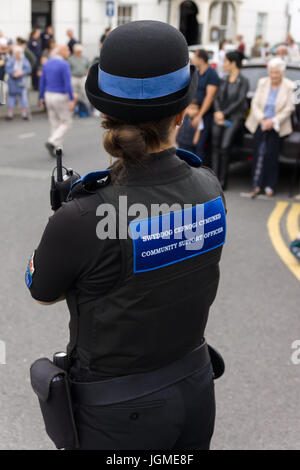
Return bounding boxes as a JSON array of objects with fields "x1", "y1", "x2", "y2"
[{"x1": 1, "y1": 0, "x2": 300, "y2": 59}]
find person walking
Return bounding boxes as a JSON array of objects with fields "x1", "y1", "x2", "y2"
[
  {"x1": 68, "y1": 43, "x2": 89, "y2": 104},
  {"x1": 26, "y1": 21, "x2": 226, "y2": 450},
  {"x1": 5, "y1": 45, "x2": 31, "y2": 120},
  {"x1": 39, "y1": 44, "x2": 75, "y2": 156},
  {"x1": 246, "y1": 57, "x2": 295, "y2": 197}
]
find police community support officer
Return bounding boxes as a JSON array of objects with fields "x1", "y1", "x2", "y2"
[{"x1": 26, "y1": 21, "x2": 227, "y2": 450}]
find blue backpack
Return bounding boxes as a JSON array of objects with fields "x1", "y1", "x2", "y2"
[{"x1": 74, "y1": 100, "x2": 90, "y2": 118}]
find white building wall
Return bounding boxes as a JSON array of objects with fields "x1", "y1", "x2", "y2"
[
  {"x1": 53, "y1": 0, "x2": 169, "y2": 59},
  {"x1": 134, "y1": 0, "x2": 168, "y2": 22},
  {"x1": 238, "y1": 0, "x2": 289, "y2": 54},
  {"x1": 0, "y1": 0, "x2": 169, "y2": 59},
  {"x1": 1, "y1": 0, "x2": 299, "y2": 60},
  {"x1": 288, "y1": 0, "x2": 300, "y2": 41},
  {"x1": 53, "y1": 0, "x2": 80, "y2": 44},
  {"x1": 0, "y1": 0, "x2": 31, "y2": 41}
]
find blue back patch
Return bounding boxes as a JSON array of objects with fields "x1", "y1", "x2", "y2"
[{"x1": 129, "y1": 197, "x2": 226, "y2": 274}]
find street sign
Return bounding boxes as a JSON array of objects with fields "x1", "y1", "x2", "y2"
[{"x1": 106, "y1": 1, "x2": 115, "y2": 17}]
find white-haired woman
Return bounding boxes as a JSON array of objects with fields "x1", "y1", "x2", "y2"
[
  {"x1": 246, "y1": 57, "x2": 295, "y2": 197},
  {"x1": 5, "y1": 45, "x2": 31, "y2": 120}
]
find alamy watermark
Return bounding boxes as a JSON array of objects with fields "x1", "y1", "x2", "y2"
[
  {"x1": 291, "y1": 340, "x2": 300, "y2": 365},
  {"x1": 0, "y1": 340, "x2": 6, "y2": 365},
  {"x1": 95, "y1": 196, "x2": 225, "y2": 252},
  {"x1": 293, "y1": 80, "x2": 300, "y2": 105}
]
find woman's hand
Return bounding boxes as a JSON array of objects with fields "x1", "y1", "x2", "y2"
[
  {"x1": 214, "y1": 111, "x2": 224, "y2": 126},
  {"x1": 13, "y1": 69, "x2": 23, "y2": 78},
  {"x1": 261, "y1": 118, "x2": 274, "y2": 131}
]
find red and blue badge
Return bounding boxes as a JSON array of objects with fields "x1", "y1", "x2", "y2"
[{"x1": 25, "y1": 253, "x2": 35, "y2": 288}]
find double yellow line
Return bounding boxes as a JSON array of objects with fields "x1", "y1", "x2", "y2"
[{"x1": 267, "y1": 202, "x2": 300, "y2": 281}]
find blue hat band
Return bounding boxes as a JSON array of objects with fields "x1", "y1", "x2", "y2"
[{"x1": 98, "y1": 63, "x2": 190, "y2": 100}]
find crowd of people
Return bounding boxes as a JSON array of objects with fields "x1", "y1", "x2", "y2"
[
  {"x1": 177, "y1": 47, "x2": 296, "y2": 196},
  {"x1": 0, "y1": 27, "x2": 298, "y2": 195},
  {"x1": 0, "y1": 26, "x2": 97, "y2": 153}
]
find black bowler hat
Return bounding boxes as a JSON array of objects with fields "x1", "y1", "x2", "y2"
[{"x1": 85, "y1": 20, "x2": 198, "y2": 122}]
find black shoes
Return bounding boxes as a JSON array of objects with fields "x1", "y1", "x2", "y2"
[
  {"x1": 45, "y1": 142, "x2": 64, "y2": 158},
  {"x1": 45, "y1": 142, "x2": 56, "y2": 157}
]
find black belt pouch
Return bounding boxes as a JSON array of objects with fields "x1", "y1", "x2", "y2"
[{"x1": 30, "y1": 358, "x2": 80, "y2": 449}]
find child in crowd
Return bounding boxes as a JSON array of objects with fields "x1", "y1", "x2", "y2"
[{"x1": 176, "y1": 99, "x2": 204, "y2": 154}]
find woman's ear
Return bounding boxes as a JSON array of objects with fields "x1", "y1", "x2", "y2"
[{"x1": 175, "y1": 109, "x2": 186, "y2": 126}]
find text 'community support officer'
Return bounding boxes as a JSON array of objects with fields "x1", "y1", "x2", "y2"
[{"x1": 26, "y1": 21, "x2": 227, "y2": 450}]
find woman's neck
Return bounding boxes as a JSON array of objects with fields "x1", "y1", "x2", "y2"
[
  {"x1": 271, "y1": 79, "x2": 282, "y2": 89},
  {"x1": 228, "y1": 68, "x2": 240, "y2": 83},
  {"x1": 148, "y1": 127, "x2": 177, "y2": 154},
  {"x1": 148, "y1": 141, "x2": 174, "y2": 154}
]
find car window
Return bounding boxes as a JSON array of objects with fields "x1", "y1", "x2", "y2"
[
  {"x1": 285, "y1": 68, "x2": 300, "y2": 83},
  {"x1": 241, "y1": 66, "x2": 300, "y2": 94},
  {"x1": 241, "y1": 67, "x2": 268, "y2": 93}
]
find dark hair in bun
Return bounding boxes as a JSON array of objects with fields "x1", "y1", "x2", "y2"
[{"x1": 225, "y1": 50, "x2": 244, "y2": 69}]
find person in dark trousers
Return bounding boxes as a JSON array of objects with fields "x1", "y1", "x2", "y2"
[
  {"x1": 212, "y1": 50, "x2": 249, "y2": 190},
  {"x1": 28, "y1": 29, "x2": 42, "y2": 90},
  {"x1": 41, "y1": 25, "x2": 54, "y2": 51},
  {"x1": 66, "y1": 29, "x2": 77, "y2": 54},
  {"x1": 26, "y1": 21, "x2": 226, "y2": 450},
  {"x1": 176, "y1": 99, "x2": 202, "y2": 153},
  {"x1": 245, "y1": 57, "x2": 295, "y2": 197},
  {"x1": 191, "y1": 49, "x2": 219, "y2": 163}
]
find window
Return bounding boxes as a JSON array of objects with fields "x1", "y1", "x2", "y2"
[
  {"x1": 117, "y1": 5, "x2": 133, "y2": 26},
  {"x1": 256, "y1": 13, "x2": 268, "y2": 39},
  {"x1": 209, "y1": 1, "x2": 236, "y2": 42}
]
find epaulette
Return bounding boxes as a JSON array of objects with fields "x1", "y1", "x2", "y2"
[
  {"x1": 70, "y1": 169, "x2": 111, "y2": 198},
  {"x1": 176, "y1": 148, "x2": 202, "y2": 167}
]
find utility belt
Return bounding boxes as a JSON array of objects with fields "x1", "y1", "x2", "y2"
[{"x1": 30, "y1": 341, "x2": 225, "y2": 450}]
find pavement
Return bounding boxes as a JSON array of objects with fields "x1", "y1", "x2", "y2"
[
  {"x1": 0, "y1": 114, "x2": 299, "y2": 450},
  {"x1": 0, "y1": 89, "x2": 41, "y2": 119}
]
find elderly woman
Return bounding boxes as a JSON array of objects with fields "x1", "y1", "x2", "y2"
[
  {"x1": 5, "y1": 45, "x2": 31, "y2": 120},
  {"x1": 246, "y1": 58, "x2": 295, "y2": 197}
]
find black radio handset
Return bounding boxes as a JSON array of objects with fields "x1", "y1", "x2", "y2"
[
  {"x1": 50, "y1": 148, "x2": 80, "y2": 211},
  {"x1": 56, "y1": 147, "x2": 63, "y2": 183}
]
